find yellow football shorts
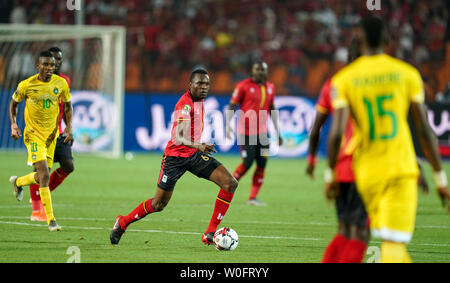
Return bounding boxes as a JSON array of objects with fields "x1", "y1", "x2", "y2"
[
  {"x1": 356, "y1": 176, "x2": 418, "y2": 243},
  {"x1": 25, "y1": 135, "x2": 58, "y2": 169}
]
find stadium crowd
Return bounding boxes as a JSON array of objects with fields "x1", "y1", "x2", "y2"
[{"x1": 1, "y1": 0, "x2": 449, "y2": 101}]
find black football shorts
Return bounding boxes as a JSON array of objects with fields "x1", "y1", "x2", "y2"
[
  {"x1": 335, "y1": 182, "x2": 368, "y2": 228},
  {"x1": 238, "y1": 134, "x2": 270, "y2": 169},
  {"x1": 53, "y1": 134, "x2": 74, "y2": 163},
  {"x1": 157, "y1": 151, "x2": 222, "y2": 191}
]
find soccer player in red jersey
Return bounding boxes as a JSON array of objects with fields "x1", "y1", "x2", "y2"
[
  {"x1": 110, "y1": 67, "x2": 238, "y2": 245},
  {"x1": 29, "y1": 47, "x2": 74, "y2": 222},
  {"x1": 226, "y1": 60, "x2": 283, "y2": 206},
  {"x1": 307, "y1": 39, "x2": 370, "y2": 263}
]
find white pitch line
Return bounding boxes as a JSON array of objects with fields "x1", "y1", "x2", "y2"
[
  {"x1": 1, "y1": 219, "x2": 450, "y2": 247},
  {"x1": 0, "y1": 220, "x2": 322, "y2": 242},
  {"x1": 0, "y1": 204, "x2": 74, "y2": 209},
  {"x1": 0, "y1": 215, "x2": 449, "y2": 229}
]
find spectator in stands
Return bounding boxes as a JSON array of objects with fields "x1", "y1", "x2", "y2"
[{"x1": 3, "y1": 0, "x2": 449, "y2": 96}]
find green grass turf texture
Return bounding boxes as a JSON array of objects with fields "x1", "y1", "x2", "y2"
[{"x1": 0, "y1": 151, "x2": 449, "y2": 263}]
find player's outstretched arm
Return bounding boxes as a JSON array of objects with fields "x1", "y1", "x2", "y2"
[
  {"x1": 9, "y1": 99, "x2": 21, "y2": 140},
  {"x1": 306, "y1": 111, "x2": 328, "y2": 179},
  {"x1": 410, "y1": 102, "x2": 449, "y2": 211}
]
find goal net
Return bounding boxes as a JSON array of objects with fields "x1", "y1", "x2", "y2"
[{"x1": 0, "y1": 24, "x2": 126, "y2": 158}]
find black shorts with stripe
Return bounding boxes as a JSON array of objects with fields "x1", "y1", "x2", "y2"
[
  {"x1": 238, "y1": 134, "x2": 270, "y2": 169},
  {"x1": 54, "y1": 134, "x2": 73, "y2": 163},
  {"x1": 335, "y1": 182, "x2": 368, "y2": 228},
  {"x1": 157, "y1": 151, "x2": 222, "y2": 191}
]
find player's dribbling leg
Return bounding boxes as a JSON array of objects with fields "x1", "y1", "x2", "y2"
[
  {"x1": 110, "y1": 187, "x2": 172, "y2": 245},
  {"x1": 203, "y1": 165, "x2": 238, "y2": 245}
]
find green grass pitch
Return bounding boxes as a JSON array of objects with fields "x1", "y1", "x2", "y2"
[{"x1": 0, "y1": 151, "x2": 449, "y2": 263}]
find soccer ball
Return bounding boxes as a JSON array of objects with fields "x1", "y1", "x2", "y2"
[{"x1": 213, "y1": 227, "x2": 239, "y2": 251}]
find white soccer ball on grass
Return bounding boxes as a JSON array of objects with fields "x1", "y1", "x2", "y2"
[{"x1": 213, "y1": 227, "x2": 239, "y2": 251}]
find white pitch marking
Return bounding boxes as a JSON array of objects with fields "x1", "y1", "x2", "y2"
[
  {"x1": 0, "y1": 221, "x2": 308, "y2": 241},
  {"x1": 1, "y1": 218, "x2": 450, "y2": 247},
  {"x1": 0, "y1": 215, "x2": 449, "y2": 229},
  {"x1": 0, "y1": 219, "x2": 322, "y2": 241}
]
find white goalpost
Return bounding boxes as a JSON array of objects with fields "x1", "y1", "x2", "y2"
[{"x1": 0, "y1": 24, "x2": 126, "y2": 158}]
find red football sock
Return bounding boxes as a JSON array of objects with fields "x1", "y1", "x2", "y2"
[
  {"x1": 30, "y1": 184, "x2": 41, "y2": 212},
  {"x1": 249, "y1": 166, "x2": 265, "y2": 200},
  {"x1": 205, "y1": 189, "x2": 234, "y2": 234},
  {"x1": 339, "y1": 239, "x2": 367, "y2": 263},
  {"x1": 233, "y1": 163, "x2": 248, "y2": 181},
  {"x1": 322, "y1": 234, "x2": 349, "y2": 263},
  {"x1": 49, "y1": 168, "x2": 70, "y2": 192},
  {"x1": 120, "y1": 199, "x2": 155, "y2": 229}
]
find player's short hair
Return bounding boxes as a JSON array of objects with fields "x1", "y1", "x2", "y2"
[
  {"x1": 190, "y1": 66, "x2": 208, "y2": 82},
  {"x1": 48, "y1": 46, "x2": 62, "y2": 54},
  {"x1": 251, "y1": 59, "x2": 267, "y2": 70},
  {"x1": 39, "y1": 50, "x2": 54, "y2": 59},
  {"x1": 360, "y1": 15, "x2": 387, "y2": 49}
]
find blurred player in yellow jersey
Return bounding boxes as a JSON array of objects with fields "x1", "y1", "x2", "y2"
[
  {"x1": 328, "y1": 16, "x2": 450, "y2": 263},
  {"x1": 8, "y1": 51, "x2": 73, "y2": 232}
]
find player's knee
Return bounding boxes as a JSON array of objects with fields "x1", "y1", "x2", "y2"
[
  {"x1": 242, "y1": 158, "x2": 254, "y2": 169},
  {"x1": 348, "y1": 225, "x2": 370, "y2": 243},
  {"x1": 152, "y1": 199, "x2": 168, "y2": 212},
  {"x1": 255, "y1": 157, "x2": 267, "y2": 169},
  {"x1": 37, "y1": 171, "x2": 50, "y2": 185},
  {"x1": 223, "y1": 177, "x2": 238, "y2": 193},
  {"x1": 356, "y1": 227, "x2": 370, "y2": 244},
  {"x1": 338, "y1": 221, "x2": 350, "y2": 238},
  {"x1": 60, "y1": 159, "x2": 74, "y2": 174}
]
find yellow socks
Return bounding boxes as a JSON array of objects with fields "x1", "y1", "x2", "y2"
[
  {"x1": 38, "y1": 187, "x2": 55, "y2": 224},
  {"x1": 16, "y1": 172, "x2": 38, "y2": 187},
  {"x1": 380, "y1": 241, "x2": 412, "y2": 263}
]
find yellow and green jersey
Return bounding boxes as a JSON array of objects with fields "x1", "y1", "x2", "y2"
[
  {"x1": 12, "y1": 73, "x2": 71, "y2": 143},
  {"x1": 331, "y1": 54, "x2": 424, "y2": 181}
]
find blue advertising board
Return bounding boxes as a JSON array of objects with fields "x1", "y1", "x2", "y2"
[
  {"x1": 124, "y1": 94, "x2": 326, "y2": 157},
  {"x1": 0, "y1": 90, "x2": 328, "y2": 157}
]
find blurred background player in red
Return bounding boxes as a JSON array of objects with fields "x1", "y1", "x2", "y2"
[
  {"x1": 29, "y1": 46, "x2": 74, "y2": 222},
  {"x1": 226, "y1": 60, "x2": 283, "y2": 206},
  {"x1": 306, "y1": 38, "x2": 369, "y2": 263},
  {"x1": 110, "y1": 67, "x2": 238, "y2": 246}
]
